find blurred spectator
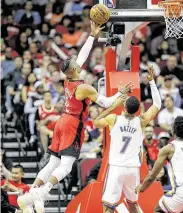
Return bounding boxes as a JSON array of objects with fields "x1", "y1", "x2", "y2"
[
  {"x1": 156, "y1": 40, "x2": 170, "y2": 65},
  {"x1": 158, "y1": 132, "x2": 170, "y2": 149},
  {"x1": 143, "y1": 125, "x2": 159, "y2": 166},
  {"x1": 33, "y1": 22, "x2": 52, "y2": 44},
  {"x1": 21, "y1": 73, "x2": 37, "y2": 103},
  {"x1": 1, "y1": 47, "x2": 16, "y2": 78},
  {"x1": 62, "y1": 24, "x2": 83, "y2": 47},
  {"x1": 2, "y1": 56, "x2": 23, "y2": 93},
  {"x1": 1, "y1": 15, "x2": 19, "y2": 42},
  {"x1": 36, "y1": 91, "x2": 62, "y2": 152},
  {"x1": 5, "y1": 63, "x2": 31, "y2": 118},
  {"x1": 38, "y1": 98, "x2": 64, "y2": 168},
  {"x1": 0, "y1": 149, "x2": 13, "y2": 179},
  {"x1": 160, "y1": 55, "x2": 183, "y2": 81},
  {"x1": 89, "y1": 47, "x2": 105, "y2": 73},
  {"x1": 159, "y1": 75, "x2": 181, "y2": 107},
  {"x1": 158, "y1": 96, "x2": 183, "y2": 132},
  {"x1": 82, "y1": 5, "x2": 92, "y2": 19},
  {"x1": 80, "y1": 129, "x2": 100, "y2": 159},
  {"x1": 15, "y1": 1, "x2": 41, "y2": 26},
  {"x1": 1, "y1": 165, "x2": 30, "y2": 208},
  {"x1": 140, "y1": 72, "x2": 152, "y2": 102},
  {"x1": 85, "y1": 105, "x2": 101, "y2": 140},
  {"x1": 33, "y1": 54, "x2": 51, "y2": 81},
  {"x1": 63, "y1": 0, "x2": 86, "y2": 15},
  {"x1": 51, "y1": 33, "x2": 69, "y2": 57},
  {"x1": 24, "y1": 81, "x2": 44, "y2": 145},
  {"x1": 150, "y1": 28, "x2": 165, "y2": 56},
  {"x1": 23, "y1": 51, "x2": 34, "y2": 68},
  {"x1": 56, "y1": 15, "x2": 72, "y2": 34},
  {"x1": 167, "y1": 38, "x2": 179, "y2": 55},
  {"x1": 16, "y1": 33, "x2": 29, "y2": 56},
  {"x1": 45, "y1": 1, "x2": 64, "y2": 26},
  {"x1": 49, "y1": 69, "x2": 64, "y2": 104},
  {"x1": 29, "y1": 42, "x2": 39, "y2": 58},
  {"x1": 140, "y1": 53, "x2": 161, "y2": 76}
]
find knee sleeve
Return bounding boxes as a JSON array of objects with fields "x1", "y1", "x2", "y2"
[
  {"x1": 51, "y1": 156, "x2": 76, "y2": 182},
  {"x1": 37, "y1": 155, "x2": 60, "y2": 183}
]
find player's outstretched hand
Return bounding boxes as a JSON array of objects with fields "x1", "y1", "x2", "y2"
[
  {"x1": 118, "y1": 81, "x2": 133, "y2": 95},
  {"x1": 135, "y1": 184, "x2": 143, "y2": 193},
  {"x1": 90, "y1": 21, "x2": 105, "y2": 37},
  {"x1": 147, "y1": 66, "x2": 154, "y2": 81}
]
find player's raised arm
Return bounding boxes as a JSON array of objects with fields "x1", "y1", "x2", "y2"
[
  {"x1": 136, "y1": 144, "x2": 174, "y2": 193},
  {"x1": 76, "y1": 22, "x2": 104, "y2": 67},
  {"x1": 75, "y1": 81, "x2": 133, "y2": 109},
  {"x1": 140, "y1": 66, "x2": 162, "y2": 128}
]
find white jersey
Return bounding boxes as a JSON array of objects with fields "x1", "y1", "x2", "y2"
[
  {"x1": 109, "y1": 115, "x2": 144, "y2": 167},
  {"x1": 167, "y1": 140, "x2": 183, "y2": 189}
]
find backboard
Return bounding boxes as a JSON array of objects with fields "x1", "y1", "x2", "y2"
[{"x1": 93, "y1": 0, "x2": 164, "y2": 21}]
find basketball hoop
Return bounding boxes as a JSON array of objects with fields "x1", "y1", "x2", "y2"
[{"x1": 158, "y1": 0, "x2": 183, "y2": 38}]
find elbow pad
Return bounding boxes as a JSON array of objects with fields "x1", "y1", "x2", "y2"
[
  {"x1": 96, "y1": 92, "x2": 121, "y2": 108},
  {"x1": 149, "y1": 80, "x2": 162, "y2": 110}
]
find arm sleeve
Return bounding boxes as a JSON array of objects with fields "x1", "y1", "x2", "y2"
[
  {"x1": 149, "y1": 80, "x2": 161, "y2": 110},
  {"x1": 76, "y1": 36, "x2": 95, "y2": 67},
  {"x1": 95, "y1": 92, "x2": 122, "y2": 108}
]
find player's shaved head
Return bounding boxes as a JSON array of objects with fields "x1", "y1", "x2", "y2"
[
  {"x1": 61, "y1": 58, "x2": 80, "y2": 75},
  {"x1": 61, "y1": 59, "x2": 72, "y2": 73},
  {"x1": 125, "y1": 96, "x2": 140, "y2": 114},
  {"x1": 173, "y1": 116, "x2": 183, "y2": 139}
]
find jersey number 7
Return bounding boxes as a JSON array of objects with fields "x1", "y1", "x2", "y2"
[{"x1": 120, "y1": 136, "x2": 132, "y2": 153}]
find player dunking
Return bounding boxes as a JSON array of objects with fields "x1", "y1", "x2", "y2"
[
  {"x1": 94, "y1": 66, "x2": 162, "y2": 213},
  {"x1": 17, "y1": 22, "x2": 132, "y2": 213},
  {"x1": 136, "y1": 116, "x2": 183, "y2": 213}
]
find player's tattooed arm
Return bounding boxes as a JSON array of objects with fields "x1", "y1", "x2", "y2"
[
  {"x1": 75, "y1": 82, "x2": 133, "y2": 109},
  {"x1": 136, "y1": 144, "x2": 174, "y2": 193}
]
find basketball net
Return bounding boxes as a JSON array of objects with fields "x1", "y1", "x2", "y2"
[{"x1": 159, "y1": 0, "x2": 183, "y2": 39}]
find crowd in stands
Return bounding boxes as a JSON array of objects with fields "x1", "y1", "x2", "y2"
[{"x1": 1, "y1": 0, "x2": 183, "y2": 209}]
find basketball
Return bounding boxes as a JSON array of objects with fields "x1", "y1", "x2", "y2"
[{"x1": 90, "y1": 4, "x2": 110, "y2": 25}]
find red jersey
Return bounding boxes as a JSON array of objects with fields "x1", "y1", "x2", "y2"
[
  {"x1": 38, "y1": 104, "x2": 58, "y2": 120},
  {"x1": 143, "y1": 139, "x2": 159, "y2": 161},
  {"x1": 64, "y1": 80, "x2": 90, "y2": 122},
  {"x1": 1, "y1": 179, "x2": 30, "y2": 207}
]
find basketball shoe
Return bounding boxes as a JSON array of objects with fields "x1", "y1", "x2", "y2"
[
  {"x1": 18, "y1": 187, "x2": 49, "y2": 213},
  {"x1": 17, "y1": 193, "x2": 34, "y2": 213}
]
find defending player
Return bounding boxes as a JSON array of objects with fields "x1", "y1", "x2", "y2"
[
  {"x1": 94, "y1": 66, "x2": 161, "y2": 213},
  {"x1": 17, "y1": 22, "x2": 132, "y2": 213},
  {"x1": 136, "y1": 116, "x2": 183, "y2": 213}
]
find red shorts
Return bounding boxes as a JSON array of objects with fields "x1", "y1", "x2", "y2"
[{"x1": 48, "y1": 114, "x2": 84, "y2": 158}]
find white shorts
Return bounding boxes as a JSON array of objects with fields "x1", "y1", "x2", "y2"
[
  {"x1": 102, "y1": 165, "x2": 140, "y2": 208},
  {"x1": 159, "y1": 185, "x2": 183, "y2": 213}
]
